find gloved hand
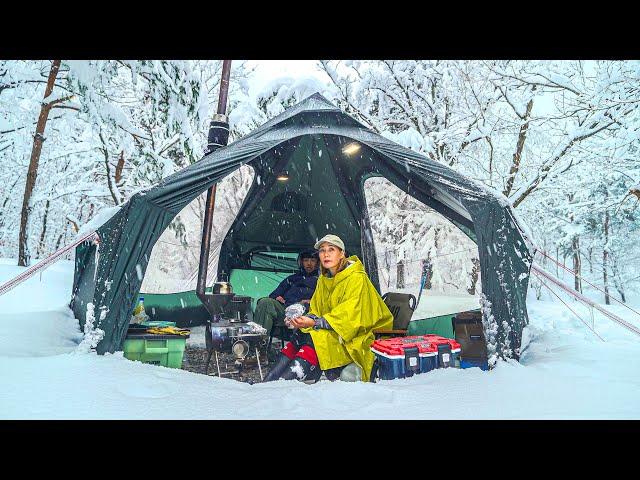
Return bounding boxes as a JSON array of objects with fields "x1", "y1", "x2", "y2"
[{"x1": 284, "y1": 303, "x2": 306, "y2": 329}]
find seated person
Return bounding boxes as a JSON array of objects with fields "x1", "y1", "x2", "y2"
[
  {"x1": 253, "y1": 249, "x2": 319, "y2": 336},
  {"x1": 263, "y1": 234, "x2": 393, "y2": 383}
]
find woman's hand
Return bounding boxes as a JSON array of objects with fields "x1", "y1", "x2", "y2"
[{"x1": 290, "y1": 316, "x2": 315, "y2": 328}]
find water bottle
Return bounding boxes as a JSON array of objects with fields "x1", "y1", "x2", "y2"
[
  {"x1": 132, "y1": 296, "x2": 148, "y2": 324},
  {"x1": 133, "y1": 296, "x2": 145, "y2": 316}
]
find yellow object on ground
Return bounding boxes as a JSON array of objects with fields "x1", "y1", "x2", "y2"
[
  {"x1": 303, "y1": 255, "x2": 393, "y2": 381},
  {"x1": 145, "y1": 327, "x2": 190, "y2": 336}
]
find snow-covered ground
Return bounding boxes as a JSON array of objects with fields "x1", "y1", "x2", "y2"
[{"x1": 1, "y1": 259, "x2": 639, "y2": 419}]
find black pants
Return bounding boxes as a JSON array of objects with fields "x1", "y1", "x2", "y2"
[
  {"x1": 263, "y1": 330, "x2": 346, "y2": 382},
  {"x1": 263, "y1": 330, "x2": 321, "y2": 382}
]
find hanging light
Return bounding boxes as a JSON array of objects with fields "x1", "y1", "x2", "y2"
[
  {"x1": 276, "y1": 172, "x2": 289, "y2": 181},
  {"x1": 342, "y1": 142, "x2": 361, "y2": 156}
]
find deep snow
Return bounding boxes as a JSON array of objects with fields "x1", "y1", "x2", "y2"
[{"x1": 1, "y1": 259, "x2": 639, "y2": 419}]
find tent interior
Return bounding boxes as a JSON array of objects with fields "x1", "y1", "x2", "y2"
[{"x1": 139, "y1": 133, "x2": 481, "y2": 339}]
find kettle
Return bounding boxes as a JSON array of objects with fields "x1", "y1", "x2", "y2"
[
  {"x1": 212, "y1": 281, "x2": 233, "y2": 295},
  {"x1": 212, "y1": 272, "x2": 233, "y2": 295}
]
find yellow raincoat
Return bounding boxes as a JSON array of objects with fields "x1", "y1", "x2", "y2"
[{"x1": 301, "y1": 255, "x2": 393, "y2": 381}]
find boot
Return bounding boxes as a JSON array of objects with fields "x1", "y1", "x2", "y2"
[
  {"x1": 263, "y1": 353, "x2": 292, "y2": 382},
  {"x1": 339, "y1": 362, "x2": 363, "y2": 382},
  {"x1": 280, "y1": 358, "x2": 322, "y2": 383}
]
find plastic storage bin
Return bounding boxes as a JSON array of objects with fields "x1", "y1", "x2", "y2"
[
  {"x1": 460, "y1": 358, "x2": 489, "y2": 371},
  {"x1": 123, "y1": 330, "x2": 189, "y2": 368},
  {"x1": 453, "y1": 310, "x2": 487, "y2": 359},
  {"x1": 371, "y1": 335, "x2": 461, "y2": 380}
]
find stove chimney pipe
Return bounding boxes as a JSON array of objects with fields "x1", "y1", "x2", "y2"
[{"x1": 197, "y1": 60, "x2": 232, "y2": 313}]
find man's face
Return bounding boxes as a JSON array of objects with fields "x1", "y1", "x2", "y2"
[{"x1": 302, "y1": 257, "x2": 319, "y2": 273}]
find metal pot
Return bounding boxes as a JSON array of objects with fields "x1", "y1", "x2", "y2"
[{"x1": 212, "y1": 281, "x2": 233, "y2": 295}]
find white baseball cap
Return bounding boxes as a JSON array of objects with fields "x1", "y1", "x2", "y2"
[{"x1": 314, "y1": 234, "x2": 345, "y2": 251}]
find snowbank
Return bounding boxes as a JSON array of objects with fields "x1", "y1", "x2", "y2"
[{"x1": 1, "y1": 259, "x2": 640, "y2": 419}]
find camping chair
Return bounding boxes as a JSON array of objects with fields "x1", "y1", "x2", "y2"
[
  {"x1": 369, "y1": 292, "x2": 417, "y2": 382},
  {"x1": 373, "y1": 292, "x2": 417, "y2": 339},
  {"x1": 267, "y1": 317, "x2": 292, "y2": 351}
]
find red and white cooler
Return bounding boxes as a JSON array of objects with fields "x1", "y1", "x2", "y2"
[{"x1": 371, "y1": 335, "x2": 461, "y2": 380}]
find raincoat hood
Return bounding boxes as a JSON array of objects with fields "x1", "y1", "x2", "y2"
[{"x1": 304, "y1": 255, "x2": 393, "y2": 381}]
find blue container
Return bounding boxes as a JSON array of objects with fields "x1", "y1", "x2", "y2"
[
  {"x1": 373, "y1": 351, "x2": 439, "y2": 380},
  {"x1": 375, "y1": 354, "x2": 404, "y2": 380},
  {"x1": 460, "y1": 358, "x2": 489, "y2": 371}
]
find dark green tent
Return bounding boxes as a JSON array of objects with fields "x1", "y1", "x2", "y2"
[{"x1": 70, "y1": 93, "x2": 532, "y2": 362}]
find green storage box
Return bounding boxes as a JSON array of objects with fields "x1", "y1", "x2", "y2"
[
  {"x1": 123, "y1": 332, "x2": 189, "y2": 368},
  {"x1": 407, "y1": 313, "x2": 457, "y2": 339}
]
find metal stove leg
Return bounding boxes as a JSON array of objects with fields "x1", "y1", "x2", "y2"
[
  {"x1": 215, "y1": 350, "x2": 222, "y2": 377},
  {"x1": 256, "y1": 347, "x2": 264, "y2": 381},
  {"x1": 204, "y1": 349, "x2": 214, "y2": 375}
]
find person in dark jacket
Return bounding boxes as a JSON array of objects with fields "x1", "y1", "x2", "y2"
[{"x1": 253, "y1": 249, "x2": 319, "y2": 337}]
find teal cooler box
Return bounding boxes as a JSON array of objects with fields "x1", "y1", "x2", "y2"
[
  {"x1": 371, "y1": 335, "x2": 461, "y2": 380},
  {"x1": 140, "y1": 320, "x2": 176, "y2": 328},
  {"x1": 123, "y1": 325, "x2": 189, "y2": 368}
]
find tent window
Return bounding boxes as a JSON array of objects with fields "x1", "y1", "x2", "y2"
[
  {"x1": 270, "y1": 192, "x2": 307, "y2": 213},
  {"x1": 250, "y1": 251, "x2": 299, "y2": 271}
]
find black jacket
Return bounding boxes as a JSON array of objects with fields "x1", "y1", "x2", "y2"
[{"x1": 269, "y1": 268, "x2": 319, "y2": 307}]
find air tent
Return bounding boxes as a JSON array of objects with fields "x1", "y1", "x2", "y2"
[{"x1": 70, "y1": 93, "x2": 532, "y2": 361}]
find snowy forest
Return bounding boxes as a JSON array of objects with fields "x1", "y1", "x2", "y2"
[{"x1": 1, "y1": 60, "x2": 639, "y2": 303}]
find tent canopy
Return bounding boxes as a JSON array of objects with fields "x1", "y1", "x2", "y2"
[{"x1": 71, "y1": 93, "x2": 532, "y2": 362}]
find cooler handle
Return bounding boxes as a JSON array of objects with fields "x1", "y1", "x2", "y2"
[
  {"x1": 404, "y1": 346, "x2": 420, "y2": 375},
  {"x1": 145, "y1": 340, "x2": 169, "y2": 354}
]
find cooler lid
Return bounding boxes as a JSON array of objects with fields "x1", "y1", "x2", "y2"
[
  {"x1": 371, "y1": 337, "x2": 437, "y2": 356},
  {"x1": 371, "y1": 335, "x2": 461, "y2": 356}
]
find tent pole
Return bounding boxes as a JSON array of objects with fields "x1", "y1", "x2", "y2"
[{"x1": 196, "y1": 60, "x2": 232, "y2": 311}]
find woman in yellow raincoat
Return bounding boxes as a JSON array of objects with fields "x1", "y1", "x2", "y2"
[{"x1": 263, "y1": 234, "x2": 393, "y2": 383}]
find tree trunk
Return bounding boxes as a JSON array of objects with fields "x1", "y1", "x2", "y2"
[
  {"x1": 100, "y1": 133, "x2": 121, "y2": 206},
  {"x1": 503, "y1": 95, "x2": 535, "y2": 198},
  {"x1": 468, "y1": 257, "x2": 480, "y2": 295},
  {"x1": 384, "y1": 250, "x2": 391, "y2": 289},
  {"x1": 603, "y1": 210, "x2": 610, "y2": 305},
  {"x1": 610, "y1": 255, "x2": 626, "y2": 303},
  {"x1": 424, "y1": 257, "x2": 433, "y2": 290},
  {"x1": 572, "y1": 235, "x2": 581, "y2": 293},
  {"x1": 37, "y1": 199, "x2": 50, "y2": 258},
  {"x1": 18, "y1": 60, "x2": 62, "y2": 266},
  {"x1": 115, "y1": 150, "x2": 125, "y2": 184},
  {"x1": 395, "y1": 197, "x2": 409, "y2": 290},
  {"x1": 55, "y1": 232, "x2": 64, "y2": 251},
  {"x1": 396, "y1": 260, "x2": 405, "y2": 289}
]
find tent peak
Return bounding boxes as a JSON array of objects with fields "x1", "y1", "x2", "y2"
[
  {"x1": 236, "y1": 91, "x2": 348, "y2": 141},
  {"x1": 302, "y1": 91, "x2": 336, "y2": 106}
]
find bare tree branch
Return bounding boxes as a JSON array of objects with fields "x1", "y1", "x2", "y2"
[
  {"x1": 504, "y1": 94, "x2": 535, "y2": 197},
  {"x1": 512, "y1": 119, "x2": 616, "y2": 208}
]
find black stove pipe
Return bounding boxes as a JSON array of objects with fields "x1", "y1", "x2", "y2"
[{"x1": 196, "y1": 60, "x2": 232, "y2": 314}]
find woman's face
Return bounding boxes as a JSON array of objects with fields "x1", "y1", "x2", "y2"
[{"x1": 318, "y1": 242, "x2": 344, "y2": 270}]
